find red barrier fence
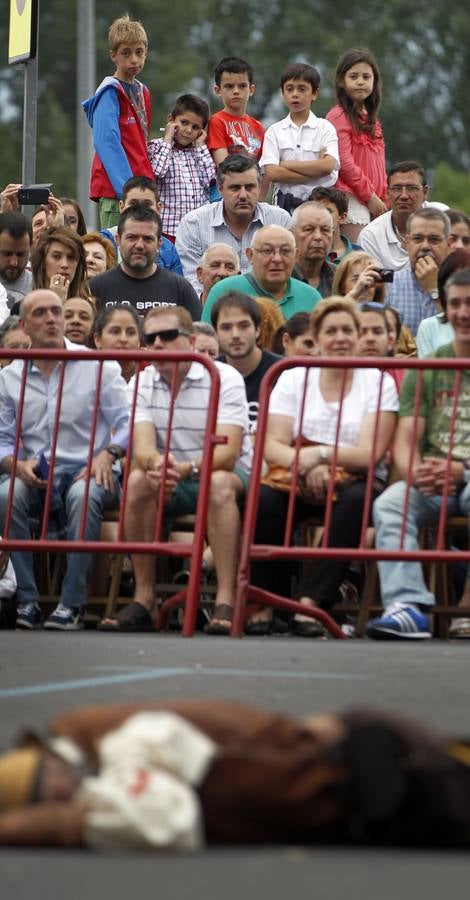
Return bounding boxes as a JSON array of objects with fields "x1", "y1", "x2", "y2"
[
  {"x1": 231, "y1": 355, "x2": 470, "y2": 638},
  {"x1": 1, "y1": 349, "x2": 469, "y2": 638},
  {"x1": 0, "y1": 347, "x2": 221, "y2": 637}
]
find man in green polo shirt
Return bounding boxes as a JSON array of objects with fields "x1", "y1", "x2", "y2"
[{"x1": 201, "y1": 225, "x2": 321, "y2": 323}]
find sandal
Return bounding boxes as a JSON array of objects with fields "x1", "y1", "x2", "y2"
[
  {"x1": 204, "y1": 603, "x2": 233, "y2": 636},
  {"x1": 449, "y1": 617, "x2": 470, "y2": 639},
  {"x1": 98, "y1": 601, "x2": 154, "y2": 632}
]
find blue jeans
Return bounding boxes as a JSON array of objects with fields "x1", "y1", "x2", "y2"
[
  {"x1": 0, "y1": 473, "x2": 119, "y2": 609},
  {"x1": 372, "y1": 480, "x2": 470, "y2": 609}
]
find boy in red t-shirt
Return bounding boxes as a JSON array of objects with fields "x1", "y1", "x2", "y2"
[{"x1": 207, "y1": 56, "x2": 264, "y2": 166}]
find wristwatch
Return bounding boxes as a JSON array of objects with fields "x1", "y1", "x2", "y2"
[
  {"x1": 105, "y1": 445, "x2": 124, "y2": 462},
  {"x1": 430, "y1": 289, "x2": 439, "y2": 301},
  {"x1": 189, "y1": 461, "x2": 200, "y2": 481}
]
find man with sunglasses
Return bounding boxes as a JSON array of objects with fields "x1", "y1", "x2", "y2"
[
  {"x1": 89, "y1": 206, "x2": 201, "y2": 320},
  {"x1": 99, "y1": 306, "x2": 251, "y2": 634}
]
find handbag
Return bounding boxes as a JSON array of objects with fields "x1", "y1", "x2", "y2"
[{"x1": 261, "y1": 438, "x2": 359, "y2": 501}]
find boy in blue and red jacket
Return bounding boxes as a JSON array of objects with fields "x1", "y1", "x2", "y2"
[{"x1": 82, "y1": 14, "x2": 155, "y2": 229}]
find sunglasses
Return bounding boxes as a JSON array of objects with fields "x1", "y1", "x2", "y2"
[{"x1": 143, "y1": 328, "x2": 190, "y2": 345}]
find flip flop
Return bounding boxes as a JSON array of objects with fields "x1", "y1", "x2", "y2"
[
  {"x1": 204, "y1": 603, "x2": 233, "y2": 636},
  {"x1": 98, "y1": 601, "x2": 154, "y2": 632}
]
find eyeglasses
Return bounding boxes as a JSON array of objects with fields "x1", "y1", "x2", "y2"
[
  {"x1": 143, "y1": 328, "x2": 190, "y2": 345},
  {"x1": 251, "y1": 245, "x2": 295, "y2": 258},
  {"x1": 389, "y1": 184, "x2": 423, "y2": 194}
]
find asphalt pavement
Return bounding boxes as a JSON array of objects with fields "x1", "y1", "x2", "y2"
[{"x1": 1, "y1": 631, "x2": 470, "y2": 898}]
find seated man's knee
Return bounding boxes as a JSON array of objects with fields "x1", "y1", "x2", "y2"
[
  {"x1": 126, "y1": 468, "x2": 156, "y2": 507},
  {"x1": 0, "y1": 476, "x2": 32, "y2": 523},
  {"x1": 209, "y1": 470, "x2": 237, "y2": 507}
]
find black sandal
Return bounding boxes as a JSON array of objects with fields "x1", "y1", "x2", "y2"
[
  {"x1": 98, "y1": 601, "x2": 154, "y2": 632},
  {"x1": 204, "y1": 603, "x2": 233, "y2": 636}
]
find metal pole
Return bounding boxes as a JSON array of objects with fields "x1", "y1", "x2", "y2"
[
  {"x1": 21, "y1": 3, "x2": 40, "y2": 186},
  {"x1": 77, "y1": 0, "x2": 96, "y2": 229}
]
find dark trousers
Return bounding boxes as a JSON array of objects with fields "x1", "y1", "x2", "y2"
[{"x1": 251, "y1": 481, "x2": 377, "y2": 609}]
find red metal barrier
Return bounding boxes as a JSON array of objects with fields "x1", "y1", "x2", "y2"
[
  {"x1": 0, "y1": 347, "x2": 221, "y2": 637},
  {"x1": 232, "y1": 355, "x2": 470, "y2": 639}
]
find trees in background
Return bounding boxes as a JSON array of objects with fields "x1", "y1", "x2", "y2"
[{"x1": 0, "y1": 0, "x2": 468, "y2": 205}]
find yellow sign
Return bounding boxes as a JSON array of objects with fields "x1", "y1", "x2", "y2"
[{"x1": 8, "y1": 0, "x2": 38, "y2": 65}]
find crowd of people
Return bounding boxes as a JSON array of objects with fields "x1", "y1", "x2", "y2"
[{"x1": 0, "y1": 13, "x2": 469, "y2": 641}]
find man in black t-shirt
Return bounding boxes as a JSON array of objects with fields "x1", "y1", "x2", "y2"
[
  {"x1": 89, "y1": 207, "x2": 200, "y2": 320},
  {"x1": 211, "y1": 290, "x2": 280, "y2": 433}
]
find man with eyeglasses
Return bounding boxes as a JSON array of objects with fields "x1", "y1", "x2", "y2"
[
  {"x1": 384, "y1": 208, "x2": 452, "y2": 335},
  {"x1": 201, "y1": 225, "x2": 321, "y2": 323},
  {"x1": 359, "y1": 161, "x2": 448, "y2": 272},
  {"x1": 99, "y1": 306, "x2": 252, "y2": 635},
  {"x1": 89, "y1": 206, "x2": 200, "y2": 320}
]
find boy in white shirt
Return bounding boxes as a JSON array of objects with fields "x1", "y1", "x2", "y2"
[{"x1": 260, "y1": 63, "x2": 339, "y2": 214}]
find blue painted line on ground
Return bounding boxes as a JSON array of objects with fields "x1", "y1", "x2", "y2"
[{"x1": 0, "y1": 666, "x2": 367, "y2": 699}]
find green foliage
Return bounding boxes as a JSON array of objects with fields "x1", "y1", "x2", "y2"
[
  {"x1": 0, "y1": 0, "x2": 469, "y2": 198},
  {"x1": 432, "y1": 164, "x2": 470, "y2": 212}
]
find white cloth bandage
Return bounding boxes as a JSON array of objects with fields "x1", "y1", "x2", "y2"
[{"x1": 77, "y1": 711, "x2": 218, "y2": 850}]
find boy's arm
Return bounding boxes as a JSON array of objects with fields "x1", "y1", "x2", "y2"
[
  {"x1": 92, "y1": 90, "x2": 134, "y2": 199},
  {"x1": 264, "y1": 164, "x2": 310, "y2": 185},
  {"x1": 263, "y1": 119, "x2": 339, "y2": 183},
  {"x1": 194, "y1": 145, "x2": 217, "y2": 187},
  {"x1": 260, "y1": 126, "x2": 306, "y2": 186},
  {"x1": 280, "y1": 155, "x2": 337, "y2": 178},
  {"x1": 147, "y1": 138, "x2": 173, "y2": 178},
  {"x1": 206, "y1": 115, "x2": 229, "y2": 165},
  {"x1": 211, "y1": 148, "x2": 229, "y2": 165}
]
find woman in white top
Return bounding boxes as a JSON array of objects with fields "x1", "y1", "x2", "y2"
[{"x1": 251, "y1": 297, "x2": 398, "y2": 636}]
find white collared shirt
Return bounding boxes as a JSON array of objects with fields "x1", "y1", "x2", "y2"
[
  {"x1": 131, "y1": 360, "x2": 252, "y2": 473},
  {"x1": 260, "y1": 111, "x2": 339, "y2": 201},
  {"x1": 0, "y1": 339, "x2": 129, "y2": 470},
  {"x1": 358, "y1": 202, "x2": 450, "y2": 272}
]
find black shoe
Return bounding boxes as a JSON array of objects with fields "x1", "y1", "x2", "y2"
[
  {"x1": 244, "y1": 619, "x2": 273, "y2": 636},
  {"x1": 292, "y1": 618, "x2": 326, "y2": 638}
]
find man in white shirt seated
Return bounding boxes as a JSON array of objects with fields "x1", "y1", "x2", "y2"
[
  {"x1": 99, "y1": 306, "x2": 252, "y2": 636},
  {"x1": 358, "y1": 161, "x2": 448, "y2": 272},
  {"x1": 0, "y1": 289, "x2": 129, "y2": 631}
]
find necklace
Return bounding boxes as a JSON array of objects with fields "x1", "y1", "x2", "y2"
[{"x1": 392, "y1": 221, "x2": 407, "y2": 249}]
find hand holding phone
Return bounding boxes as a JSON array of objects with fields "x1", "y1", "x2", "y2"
[
  {"x1": 18, "y1": 184, "x2": 52, "y2": 206},
  {"x1": 35, "y1": 453, "x2": 50, "y2": 481}
]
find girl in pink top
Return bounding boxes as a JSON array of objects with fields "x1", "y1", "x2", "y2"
[{"x1": 327, "y1": 49, "x2": 387, "y2": 243}]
